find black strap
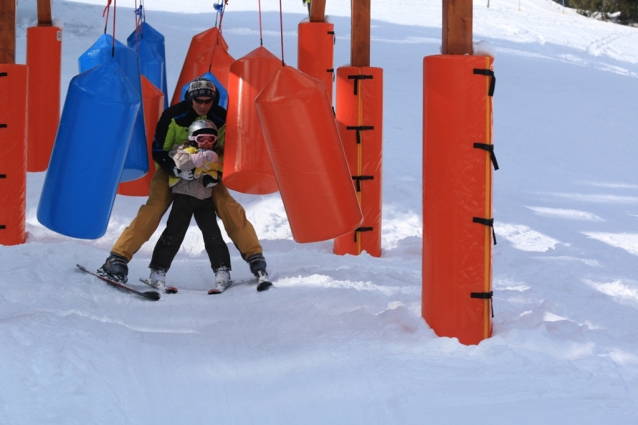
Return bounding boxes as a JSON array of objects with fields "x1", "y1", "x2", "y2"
[
  {"x1": 0, "y1": 124, "x2": 6, "y2": 128},
  {"x1": 0, "y1": 174, "x2": 6, "y2": 178},
  {"x1": 347, "y1": 74, "x2": 374, "y2": 95},
  {"x1": 354, "y1": 227, "x2": 374, "y2": 243},
  {"x1": 471, "y1": 291, "x2": 494, "y2": 317},
  {"x1": 328, "y1": 30, "x2": 335, "y2": 45},
  {"x1": 0, "y1": 225, "x2": 5, "y2": 229},
  {"x1": 346, "y1": 125, "x2": 374, "y2": 144},
  {"x1": 326, "y1": 68, "x2": 334, "y2": 73},
  {"x1": 0, "y1": 72, "x2": 7, "y2": 77},
  {"x1": 352, "y1": 175, "x2": 374, "y2": 192},
  {"x1": 473, "y1": 68, "x2": 496, "y2": 96},
  {"x1": 474, "y1": 143, "x2": 499, "y2": 170},
  {"x1": 473, "y1": 217, "x2": 497, "y2": 245}
]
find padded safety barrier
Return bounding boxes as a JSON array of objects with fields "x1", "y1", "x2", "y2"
[
  {"x1": 0, "y1": 65, "x2": 28, "y2": 245},
  {"x1": 193, "y1": 45, "x2": 234, "y2": 91},
  {"x1": 255, "y1": 66, "x2": 363, "y2": 243},
  {"x1": 37, "y1": 61, "x2": 141, "y2": 239},
  {"x1": 223, "y1": 47, "x2": 281, "y2": 194},
  {"x1": 118, "y1": 76, "x2": 165, "y2": 196},
  {"x1": 26, "y1": 25, "x2": 62, "y2": 172},
  {"x1": 79, "y1": 34, "x2": 148, "y2": 182},
  {"x1": 297, "y1": 19, "x2": 335, "y2": 105},
  {"x1": 333, "y1": 66, "x2": 383, "y2": 257},
  {"x1": 127, "y1": 22, "x2": 168, "y2": 108},
  {"x1": 171, "y1": 27, "x2": 228, "y2": 105},
  {"x1": 422, "y1": 55, "x2": 495, "y2": 345}
]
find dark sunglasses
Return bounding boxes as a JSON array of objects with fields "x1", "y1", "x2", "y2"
[{"x1": 193, "y1": 97, "x2": 214, "y2": 105}]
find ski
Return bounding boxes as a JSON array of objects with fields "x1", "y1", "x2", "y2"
[
  {"x1": 140, "y1": 278, "x2": 179, "y2": 294},
  {"x1": 77, "y1": 264, "x2": 160, "y2": 301}
]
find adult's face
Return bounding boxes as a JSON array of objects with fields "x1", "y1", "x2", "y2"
[{"x1": 191, "y1": 96, "x2": 214, "y2": 116}]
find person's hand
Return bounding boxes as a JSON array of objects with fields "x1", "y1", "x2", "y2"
[
  {"x1": 173, "y1": 167, "x2": 194, "y2": 181},
  {"x1": 202, "y1": 174, "x2": 219, "y2": 188},
  {"x1": 190, "y1": 150, "x2": 218, "y2": 168}
]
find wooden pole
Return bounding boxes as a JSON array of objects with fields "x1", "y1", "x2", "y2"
[
  {"x1": 0, "y1": 0, "x2": 16, "y2": 64},
  {"x1": 351, "y1": 0, "x2": 370, "y2": 67},
  {"x1": 442, "y1": 0, "x2": 473, "y2": 55},
  {"x1": 37, "y1": 0, "x2": 53, "y2": 26},
  {"x1": 309, "y1": 0, "x2": 326, "y2": 22}
]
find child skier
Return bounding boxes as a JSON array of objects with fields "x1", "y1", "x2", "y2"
[{"x1": 147, "y1": 119, "x2": 232, "y2": 292}]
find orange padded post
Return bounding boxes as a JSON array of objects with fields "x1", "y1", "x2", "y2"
[
  {"x1": 223, "y1": 46, "x2": 280, "y2": 194},
  {"x1": 193, "y1": 45, "x2": 234, "y2": 91},
  {"x1": 26, "y1": 25, "x2": 62, "y2": 172},
  {"x1": 0, "y1": 65, "x2": 28, "y2": 245},
  {"x1": 171, "y1": 27, "x2": 228, "y2": 105},
  {"x1": 255, "y1": 66, "x2": 363, "y2": 243},
  {"x1": 117, "y1": 76, "x2": 164, "y2": 196},
  {"x1": 333, "y1": 66, "x2": 383, "y2": 257},
  {"x1": 297, "y1": 19, "x2": 335, "y2": 105},
  {"x1": 422, "y1": 55, "x2": 495, "y2": 345}
]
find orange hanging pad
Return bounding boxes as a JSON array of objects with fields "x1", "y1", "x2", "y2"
[
  {"x1": 255, "y1": 66, "x2": 363, "y2": 243},
  {"x1": 0, "y1": 65, "x2": 28, "y2": 246},
  {"x1": 223, "y1": 46, "x2": 280, "y2": 195},
  {"x1": 333, "y1": 66, "x2": 383, "y2": 257},
  {"x1": 297, "y1": 20, "x2": 335, "y2": 105},
  {"x1": 171, "y1": 27, "x2": 228, "y2": 105},
  {"x1": 193, "y1": 45, "x2": 235, "y2": 91},
  {"x1": 422, "y1": 55, "x2": 495, "y2": 345},
  {"x1": 26, "y1": 25, "x2": 62, "y2": 172},
  {"x1": 118, "y1": 76, "x2": 165, "y2": 196}
]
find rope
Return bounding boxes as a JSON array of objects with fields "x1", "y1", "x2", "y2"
[
  {"x1": 112, "y1": 0, "x2": 117, "y2": 57},
  {"x1": 279, "y1": 0, "x2": 285, "y2": 65},
  {"x1": 102, "y1": 0, "x2": 112, "y2": 34},
  {"x1": 258, "y1": 0, "x2": 263, "y2": 46}
]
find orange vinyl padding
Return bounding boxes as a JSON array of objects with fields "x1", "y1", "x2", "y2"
[
  {"x1": 117, "y1": 76, "x2": 165, "y2": 196},
  {"x1": 255, "y1": 66, "x2": 363, "y2": 243},
  {"x1": 171, "y1": 27, "x2": 228, "y2": 105},
  {"x1": 422, "y1": 55, "x2": 495, "y2": 345},
  {"x1": 26, "y1": 26, "x2": 62, "y2": 172},
  {"x1": 223, "y1": 47, "x2": 280, "y2": 195},
  {"x1": 333, "y1": 67, "x2": 383, "y2": 257},
  {"x1": 0, "y1": 65, "x2": 28, "y2": 245},
  {"x1": 297, "y1": 20, "x2": 335, "y2": 105},
  {"x1": 193, "y1": 45, "x2": 234, "y2": 91}
]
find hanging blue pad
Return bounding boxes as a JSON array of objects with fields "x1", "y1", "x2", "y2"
[
  {"x1": 180, "y1": 71, "x2": 228, "y2": 110},
  {"x1": 37, "y1": 61, "x2": 141, "y2": 239},
  {"x1": 127, "y1": 22, "x2": 168, "y2": 108},
  {"x1": 137, "y1": 40, "x2": 165, "y2": 101},
  {"x1": 79, "y1": 34, "x2": 148, "y2": 182}
]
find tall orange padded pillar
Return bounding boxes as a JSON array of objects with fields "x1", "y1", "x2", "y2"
[
  {"x1": 0, "y1": 65, "x2": 28, "y2": 245},
  {"x1": 193, "y1": 45, "x2": 234, "y2": 91},
  {"x1": 117, "y1": 76, "x2": 164, "y2": 196},
  {"x1": 333, "y1": 66, "x2": 383, "y2": 257},
  {"x1": 422, "y1": 55, "x2": 496, "y2": 345},
  {"x1": 297, "y1": 19, "x2": 335, "y2": 105},
  {"x1": 255, "y1": 66, "x2": 363, "y2": 243},
  {"x1": 171, "y1": 27, "x2": 228, "y2": 105},
  {"x1": 223, "y1": 46, "x2": 280, "y2": 194},
  {"x1": 26, "y1": 25, "x2": 62, "y2": 172}
]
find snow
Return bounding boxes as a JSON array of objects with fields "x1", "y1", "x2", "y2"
[{"x1": 3, "y1": 0, "x2": 638, "y2": 423}]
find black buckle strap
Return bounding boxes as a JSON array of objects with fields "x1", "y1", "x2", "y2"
[
  {"x1": 352, "y1": 175, "x2": 374, "y2": 192},
  {"x1": 473, "y1": 69, "x2": 496, "y2": 96},
  {"x1": 0, "y1": 225, "x2": 5, "y2": 229},
  {"x1": 471, "y1": 291, "x2": 494, "y2": 317},
  {"x1": 473, "y1": 143, "x2": 499, "y2": 170},
  {"x1": 328, "y1": 30, "x2": 335, "y2": 44},
  {"x1": 354, "y1": 227, "x2": 374, "y2": 243},
  {"x1": 347, "y1": 74, "x2": 374, "y2": 95},
  {"x1": 473, "y1": 217, "x2": 497, "y2": 245},
  {"x1": 346, "y1": 125, "x2": 374, "y2": 144},
  {"x1": 0, "y1": 72, "x2": 7, "y2": 77},
  {"x1": 0, "y1": 124, "x2": 7, "y2": 129},
  {"x1": 0, "y1": 175, "x2": 6, "y2": 178}
]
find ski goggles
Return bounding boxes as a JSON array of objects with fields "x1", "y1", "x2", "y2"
[{"x1": 189, "y1": 134, "x2": 217, "y2": 150}]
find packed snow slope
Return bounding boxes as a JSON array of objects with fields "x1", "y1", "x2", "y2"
[{"x1": 3, "y1": 0, "x2": 638, "y2": 423}]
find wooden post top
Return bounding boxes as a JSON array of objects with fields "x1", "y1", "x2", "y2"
[
  {"x1": 38, "y1": 0, "x2": 53, "y2": 26},
  {"x1": 351, "y1": 0, "x2": 371, "y2": 67},
  {"x1": 309, "y1": 0, "x2": 326, "y2": 22},
  {"x1": 0, "y1": 0, "x2": 16, "y2": 64},
  {"x1": 442, "y1": 0, "x2": 473, "y2": 55}
]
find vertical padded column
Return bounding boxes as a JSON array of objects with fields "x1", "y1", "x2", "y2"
[
  {"x1": 0, "y1": 65, "x2": 28, "y2": 245},
  {"x1": 118, "y1": 75, "x2": 165, "y2": 196},
  {"x1": 333, "y1": 66, "x2": 383, "y2": 257},
  {"x1": 297, "y1": 19, "x2": 335, "y2": 105},
  {"x1": 193, "y1": 45, "x2": 234, "y2": 91},
  {"x1": 26, "y1": 25, "x2": 62, "y2": 172},
  {"x1": 422, "y1": 55, "x2": 495, "y2": 345},
  {"x1": 255, "y1": 66, "x2": 362, "y2": 243},
  {"x1": 223, "y1": 46, "x2": 280, "y2": 194}
]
